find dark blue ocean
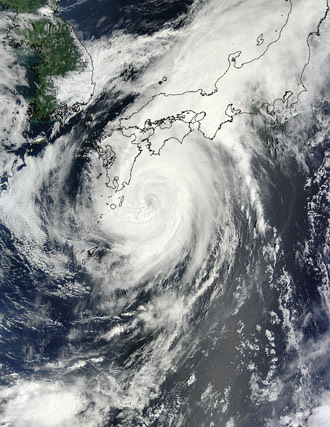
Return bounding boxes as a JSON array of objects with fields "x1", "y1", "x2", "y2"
[{"x1": 0, "y1": 1, "x2": 329, "y2": 426}]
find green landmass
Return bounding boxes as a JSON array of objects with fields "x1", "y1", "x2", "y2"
[
  {"x1": 251, "y1": 103, "x2": 260, "y2": 115},
  {"x1": 4, "y1": 1, "x2": 85, "y2": 122},
  {"x1": 12, "y1": 17, "x2": 85, "y2": 121},
  {"x1": 0, "y1": 0, "x2": 55, "y2": 14}
]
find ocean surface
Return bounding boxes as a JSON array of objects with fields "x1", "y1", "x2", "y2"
[{"x1": 0, "y1": 0, "x2": 329, "y2": 426}]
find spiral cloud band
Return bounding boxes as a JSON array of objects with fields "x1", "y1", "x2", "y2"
[{"x1": 0, "y1": 0, "x2": 329, "y2": 426}]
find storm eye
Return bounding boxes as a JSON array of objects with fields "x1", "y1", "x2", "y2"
[
  {"x1": 144, "y1": 193, "x2": 157, "y2": 208},
  {"x1": 0, "y1": 0, "x2": 328, "y2": 425}
]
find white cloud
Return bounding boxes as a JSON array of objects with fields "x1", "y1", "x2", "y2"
[
  {"x1": 1, "y1": 0, "x2": 330, "y2": 425},
  {"x1": 308, "y1": 392, "x2": 330, "y2": 427},
  {"x1": 0, "y1": 381, "x2": 94, "y2": 427}
]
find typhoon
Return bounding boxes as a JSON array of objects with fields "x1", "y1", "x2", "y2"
[{"x1": 0, "y1": 0, "x2": 329, "y2": 426}]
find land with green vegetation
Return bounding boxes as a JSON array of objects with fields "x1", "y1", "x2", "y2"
[
  {"x1": 2, "y1": 0, "x2": 86, "y2": 122},
  {"x1": 1, "y1": 0, "x2": 57, "y2": 14}
]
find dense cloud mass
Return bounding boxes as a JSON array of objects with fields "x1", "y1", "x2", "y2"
[{"x1": 0, "y1": 0, "x2": 329, "y2": 426}]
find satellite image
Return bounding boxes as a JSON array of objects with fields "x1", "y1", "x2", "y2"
[{"x1": 0, "y1": 0, "x2": 329, "y2": 426}]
